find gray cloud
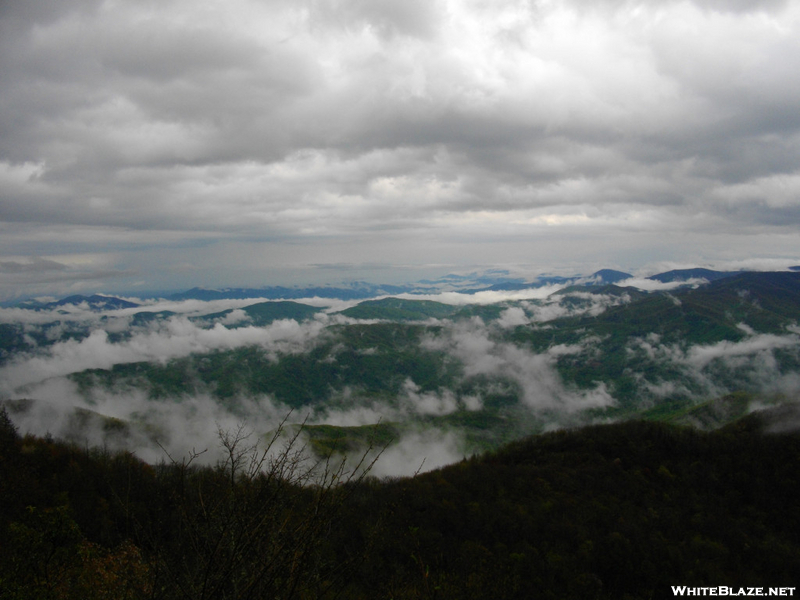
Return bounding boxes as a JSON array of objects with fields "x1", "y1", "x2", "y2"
[
  {"x1": 625, "y1": 326, "x2": 800, "y2": 401},
  {"x1": 5, "y1": 379, "x2": 295, "y2": 466},
  {"x1": 365, "y1": 428, "x2": 465, "y2": 478},
  {"x1": 0, "y1": 314, "x2": 331, "y2": 393},
  {"x1": 5, "y1": 379, "x2": 468, "y2": 477},
  {"x1": 0, "y1": 256, "x2": 67, "y2": 274},
  {"x1": 2, "y1": 0, "x2": 800, "y2": 298},
  {"x1": 423, "y1": 317, "x2": 615, "y2": 413},
  {"x1": 309, "y1": 0, "x2": 443, "y2": 40},
  {"x1": 0, "y1": 249, "x2": 137, "y2": 301}
]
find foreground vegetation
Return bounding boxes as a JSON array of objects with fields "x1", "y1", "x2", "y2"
[{"x1": 2, "y1": 405, "x2": 799, "y2": 599}]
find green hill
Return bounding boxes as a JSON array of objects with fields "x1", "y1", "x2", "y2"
[
  {"x1": 648, "y1": 268, "x2": 738, "y2": 283},
  {"x1": 2, "y1": 408, "x2": 799, "y2": 599},
  {"x1": 61, "y1": 272, "x2": 800, "y2": 445},
  {"x1": 196, "y1": 300, "x2": 321, "y2": 327},
  {"x1": 70, "y1": 322, "x2": 460, "y2": 410},
  {"x1": 338, "y1": 297, "x2": 459, "y2": 321},
  {"x1": 508, "y1": 273, "x2": 800, "y2": 410},
  {"x1": 675, "y1": 271, "x2": 800, "y2": 333}
]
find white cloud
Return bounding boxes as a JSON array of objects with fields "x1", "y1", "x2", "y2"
[
  {"x1": 399, "y1": 377, "x2": 459, "y2": 416},
  {"x1": 216, "y1": 308, "x2": 251, "y2": 326},
  {"x1": 496, "y1": 306, "x2": 529, "y2": 328},
  {"x1": 0, "y1": 316, "x2": 329, "y2": 393},
  {"x1": 684, "y1": 332, "x2": 800, "y2": 369},
  {"x1": 625, "y1": 326, "x2": 800, "y2": 400},
  {"x1": 5, "y1": 365, "x2": 293, "y2": 462},
  {"x1": 394, "y1": 284, "x2": 568, "y2": 305},
  {"x1": 367, "y1": 428, "x2": 466, "y2": 478},
  {"x1": 617, "y1": 277, "x2": 710, "y2": 291},
  {"x1": 424, "y1": 318, "x2": 614, "y2": 413},
  {"x1": 525, "y1": 291, "x2": 632, "y2": 322}
]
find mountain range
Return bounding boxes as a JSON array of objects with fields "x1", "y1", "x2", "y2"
[
  {"x1": 5, "y1": 266, "x2": 755, "y2": 310},
  {"x1": 3, "y1": 267, "x2": 800, "y2": 466},
  {"x1": 2, "y1": 266, "x2": 800, "y2": 597}
]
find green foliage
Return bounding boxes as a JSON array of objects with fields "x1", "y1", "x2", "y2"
[
  {"x1": 507, "y1": 275, "x2": 800, "y2": 407},
  {"x1": 70, "y1": 322, "x2": 460, "y2": 410},
  {"x1": 2, "y1": 413, "x2": 800, "y2": 599},
  {"x1": 0, "y1": 323, "x2": 32, "y2": 363},
  {"x1": 452, "y1": 303, "x2": 510, "y2": 322},
  {"x1": 196, "y1": 300, "x2": 321, "y2": 327},
  {"x1": 0, "y1": 405, "x2": 19, "y2": 447},
  {"x1": 0, "y1": 321, "x2": 95, "y2": 364},
  {"x1": 338, "y1": 297, "x2": 459, "y2": 321},
  {"x1": 20, "y1": 272, "x2": 800, "y2": 471},
  {"x1": 341, "y1": 414, "x2": 800, "y2": 598},
  {"x1": 665, "y1": 391, "x2": 761, "y2": 429},
  {"x1": 0, "y1": 421, "x2": 377, "y2": 600},
  {"x1": 296, "y1": 422, "x2": 400, "y2": 456},
  {"x1": 3, "y1": 504, "x2": 85, "y2": 599}
]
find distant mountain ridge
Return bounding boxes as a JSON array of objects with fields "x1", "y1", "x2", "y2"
[
  {"x1": 18, "y1": 294, "x2": 140, "y2": 311},
  {"x1": 11, "y1": 267, "x2": 800, "y2": 308},
  {"x1": 338, "y1": 297, "x2": 459, "y2": 321},
  {"x1": 193, "y1": 301, "x2": 322, "y2": 327},
  {"x1": 646, "y1": 268, "x2": 739, "y2": 283},
  {"x1": 168, "y1": 284, "x2": 415, "y2": 302},
  {"x1": 162, "y1": 269, "x2": 638, "y2": 302},
  {"x1": 591, "y1": 269, "x2": 633, "y2": 283},
  {"x1": 6, "y1": 266, "x2": 800, "y2": 481}
]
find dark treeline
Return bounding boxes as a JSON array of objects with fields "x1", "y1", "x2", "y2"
[{"x1": 1, "y1": 406, "x2": 799, "y2": 599}]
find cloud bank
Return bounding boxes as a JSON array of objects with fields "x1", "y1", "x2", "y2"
[
  {"x1": 424, "y1": 317, "x2": 614, "y2": 412},
  {"x1": 2, "y1": 0, "x2": 800, "y2": 298},
  {"x1": 0, "y1": 315, "x2": 330, "y2": 392}
]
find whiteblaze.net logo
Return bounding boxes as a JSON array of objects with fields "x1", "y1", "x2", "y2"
[{"x1": 672, "y1": 588, "x2": 796, "y2": 597}]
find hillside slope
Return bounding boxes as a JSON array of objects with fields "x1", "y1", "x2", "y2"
[{"x1": 2, "y1": 408, "x2": 799, "y2": 599}]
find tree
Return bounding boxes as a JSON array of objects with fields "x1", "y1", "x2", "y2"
[
  {"x1": 146, "y1": 415, "x2": 381, "y2": 600},
  {"x1": 0, "y1": 405, "x2": 19, "y2": 449}
]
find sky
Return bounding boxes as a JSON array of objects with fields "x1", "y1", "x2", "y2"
[{"x1": 2, "y1": 0, "x2": 800, "y2": 301}]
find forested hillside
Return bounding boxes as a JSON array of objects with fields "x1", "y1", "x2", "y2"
[
  {"x1": 2, "y1": 406, "x2": 799, "y2": 599},
  {"x1": 4, "y1": 271, "x2": 800, "y2": 473}
]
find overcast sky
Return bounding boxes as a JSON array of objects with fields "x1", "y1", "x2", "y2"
[{"x1": 2, "y1": 0, "x2": 800, "y2": 300}]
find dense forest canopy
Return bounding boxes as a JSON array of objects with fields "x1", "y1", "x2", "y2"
[{"x1": 1, "y1": 406, "x2": 799, "y2": 599}]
